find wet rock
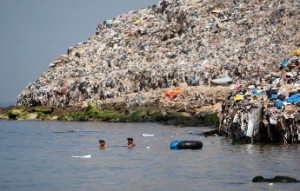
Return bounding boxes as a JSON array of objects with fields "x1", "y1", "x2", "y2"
[{"x1": 253, "y1": 176, "x2": 299, "y2": 183}]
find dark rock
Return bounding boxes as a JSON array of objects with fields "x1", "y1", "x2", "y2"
[{"x1": 253, "y1": 176, "x2": 299, "y2": 183}]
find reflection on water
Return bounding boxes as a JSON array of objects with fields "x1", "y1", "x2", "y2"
[{"x1": 0, "y1": 120, "x2": 299, "y2": 191}]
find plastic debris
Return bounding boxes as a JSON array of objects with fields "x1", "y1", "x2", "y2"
[
  {"x1": 163, "y1": 87, "x2": 182, "y2": 101},
  {"x1": 293, "y1": 49, "x2": 300, "y2": 56},
  {"x1": 211, "y1": 77, "x2": 233, "y2": 85},
  {"x1": 142, "y1": 134, "x2": 155, "y2": 137},
  {"x1": 233, "y1": 94, "x2": 244, "y2": 101},
  {"x1": 71, "y1": 154, "x2": 91, "y2": 158},
  {"x1": 220, "y1": 50, "x2": 300, "y2": 144}
]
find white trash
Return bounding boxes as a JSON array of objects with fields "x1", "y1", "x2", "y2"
[
  {"x1": 71, "y1": 154, "x2": 91, "y2": 158},
  {"x1": 142, "y1": 134, "x2": 154, "y2": 137}
]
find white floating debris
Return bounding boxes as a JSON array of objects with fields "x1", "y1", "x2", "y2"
[
  {"x1": 142, "y1": 133, "x2": 154, "y2": 137},
  {"x1": 71, "y1": 154, "x2": 91, "y2": 158}
]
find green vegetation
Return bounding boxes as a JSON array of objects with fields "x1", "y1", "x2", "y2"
[
  {"x1": 55, "y1": 104, "x2": 219, "y2": 127},
  {"x1": 155, "y1": 112, "x2": 219, "y2": 127},
  {"x1": 0, "y1": 106, "x2": 54, "y2": 120},
  {"x1": 35, "y1": 111, "x2": 50, "y2": 120},
  {"x1": 8, "y1": 109, "x2": 22, "y2": 120},
  {"x1": 32, "y1": 106, "x2": 52, "y2": 114},
  {"x1": 7, "y1": 108, "x2": 26, "y2": 120},
  {"x1": 201, "y1": 112, "x2": 219, "y2": 125},
  {"x1": 0, "y1": 104, "x2": 219, "y2": 127},
  {"x1": 0, "y1": 109, "x2": 10, "y2": 120}
]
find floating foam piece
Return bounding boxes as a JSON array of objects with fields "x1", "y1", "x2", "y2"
[
  {"x1": 142, "y1": 133, "x2": 154, "y2": 137},
  {"x1": 71, "y1": 154, "x2": 91, "y2": 158}
]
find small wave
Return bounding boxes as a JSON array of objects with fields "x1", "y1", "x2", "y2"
[{"x1": 52, "y1": 130, "x2": 75, "y2": 133}]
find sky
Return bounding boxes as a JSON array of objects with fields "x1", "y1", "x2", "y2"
[{"x1": 0, "y1": 0, "x2": 158, "y2": 105}]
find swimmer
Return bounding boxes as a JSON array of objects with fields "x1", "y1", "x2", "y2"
[
  {"x1": 127, "y1": 137, "x2": 136, "y2": 148},
  {"x1": 99, "y1": 139, "x2": 108, "y2": 149}
]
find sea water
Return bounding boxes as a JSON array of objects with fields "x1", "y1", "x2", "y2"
[{"x1": 0, "y1": 120, "x2": 299, "y2": 191}]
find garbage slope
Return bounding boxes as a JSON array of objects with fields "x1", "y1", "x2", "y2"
[{"x1": 17, "y1": 0, "x2": 300, "y2": 116}]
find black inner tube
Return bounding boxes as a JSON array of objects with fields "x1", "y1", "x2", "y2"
[{"x1": 176, "y1": 141, "x2": 203, "y2": 150}]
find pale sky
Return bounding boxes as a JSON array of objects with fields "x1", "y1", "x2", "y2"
[{"x1": 0, "y1": 0, "x2": 158, "y2": 105}]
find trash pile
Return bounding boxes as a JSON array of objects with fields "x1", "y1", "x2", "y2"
[
  {"x1": 221, "y1": 49, "x2": 300, "y2": 144},
  {"x1": 16, "y1": 0, "x2": 300, "y2": 115}
]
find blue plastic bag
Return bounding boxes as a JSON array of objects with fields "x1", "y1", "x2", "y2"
[
  {"x1": 269, "y1": 94, "x2": 278, "y2": 100},
  {"x1": 280, "y1": 59, "x2": 289, "y2": 67},
  {"x1": 193, "y1": 11, "x2": 198, "y2": 17},
  {"x1": 105, "y1": 20, "x2": 112, "y2": 28},
  {"x1": 252, "y1": 89, "x2": 264, "y2": 95},
  {"x1": 286, "y1": 94, "x2": 300, "y2": 104},
  {"x1": 275, "y1": 99, "x2": 283, "y2": 109}
]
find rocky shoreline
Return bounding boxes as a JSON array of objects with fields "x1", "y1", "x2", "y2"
[
  {"x1": 1, "y1": 85, "x2": 228, "y2": 127},
  {"x1": 0, "y1": 103, "x2": 220, "y2": 127}
]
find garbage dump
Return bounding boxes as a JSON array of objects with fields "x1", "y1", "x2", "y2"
[
  {"x1": 220, "y1": 50, "x2": 300, "y2": 144},
  {"x1": 16, "y1": 0, "x2": 300, "y2": 121}
]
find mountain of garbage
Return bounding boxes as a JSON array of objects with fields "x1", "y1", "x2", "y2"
[
  {"x1": 16, "y1": 0, "x2": 300, "y2": 118},
  {"x1": 220, "y1": 50, "x2": 300, "y2": 144}
]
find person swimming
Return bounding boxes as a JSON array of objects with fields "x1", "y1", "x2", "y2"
[
  {"x1": 99, "y1": 139, "x2": 108, "y2": 149},
  {"x1": 127, "y1": 137, "x2": 136, "y2": 148}
]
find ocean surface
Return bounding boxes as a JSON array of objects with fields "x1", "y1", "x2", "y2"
[
  {"x1": 0, "y1": 102, "x2": 15, "y2": 108},
  {"x1": 0, "y1": 120, "x2": 299, "y2": 191}
]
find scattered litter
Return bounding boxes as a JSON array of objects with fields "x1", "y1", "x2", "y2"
[
  {"x1": 163, "y1": 87, "x2": 182, "y2": 101},
  {"x1": 211, "y1": 77, "x2": 233, "y2": 85},
  {"x1": 71, "y1": 154, "x2": 91, "y2": 158},
  {"x1": 142, "y1": 133, "x2": 154, "y2": 137}
]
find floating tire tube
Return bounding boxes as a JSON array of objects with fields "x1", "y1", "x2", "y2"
[{"x1": 170, "y1": 140, "x2": 203, "y2": 150}]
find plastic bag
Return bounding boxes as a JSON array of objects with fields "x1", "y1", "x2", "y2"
[
  {"x1": 234, "y1": 94, "x2": 244, "y2": 101},
  {"x1": 292, "y1": 49, "x2": 300, "y2": 56}
]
